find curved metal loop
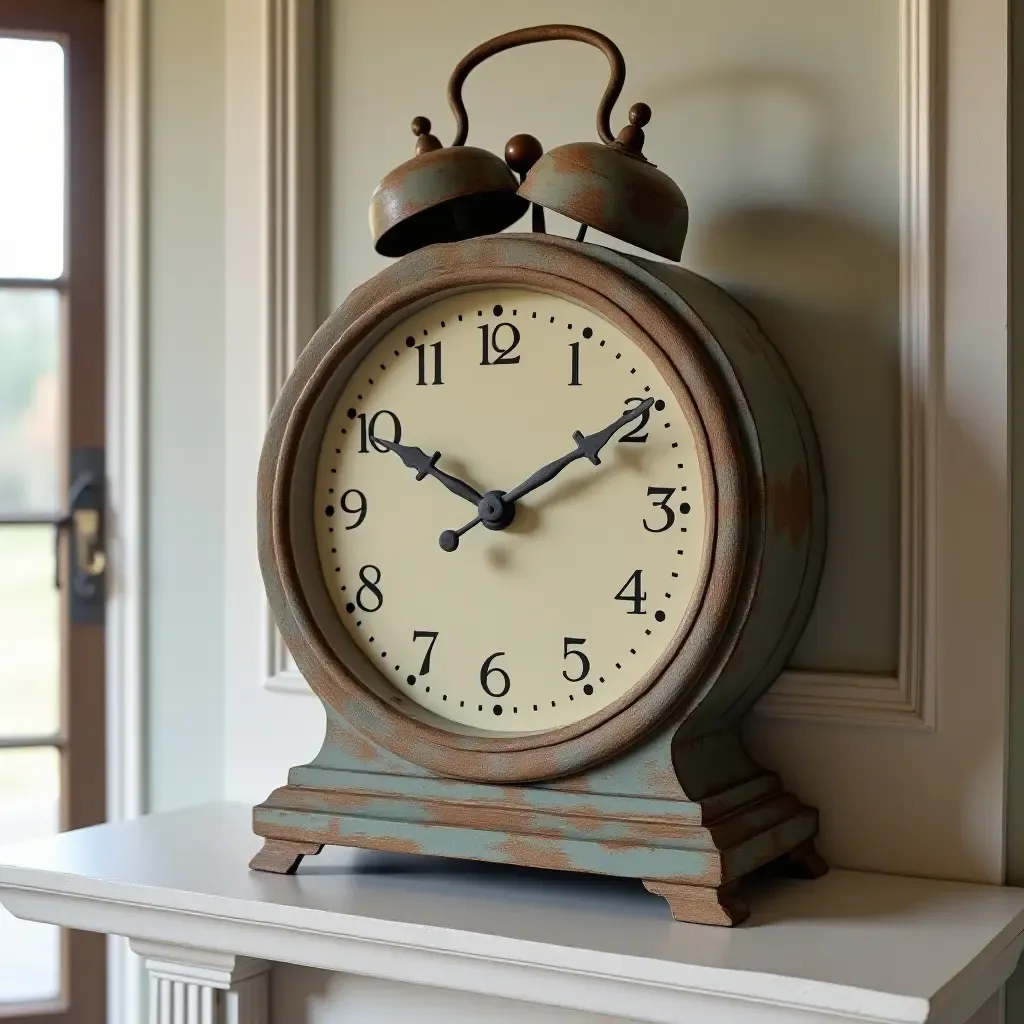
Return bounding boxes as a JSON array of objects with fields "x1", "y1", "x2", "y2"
[{"x1": 447, "y1": 24, "x2": 625, "y2": 147}]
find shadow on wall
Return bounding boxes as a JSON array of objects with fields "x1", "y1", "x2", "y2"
[
  {"x1": 694, "y1": 209, "x2": 901, "y2": 674},
  {"x1": 637, "y1": 65, "x2": 902, "y2": 674}
]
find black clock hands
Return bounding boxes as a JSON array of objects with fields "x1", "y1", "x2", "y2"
[
  {"x1": 439, "y1": 398, "x2": 656, "y2": 552},
  {"x1": 504, "y1": 398, "x2": 655, "y2": 503},
  {"x1": 373, "y1": 437, "x2": 483, "y2": 507}
]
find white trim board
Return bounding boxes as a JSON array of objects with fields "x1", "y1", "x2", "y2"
[
  {"x1": 1, "y1": 805, "x2": 1022, "y2": 1024},
  {"x1": 105, "y1": 0, "x2": 148, "y2": 1020}
]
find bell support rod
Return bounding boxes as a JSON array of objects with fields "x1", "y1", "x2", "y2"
[{"x1": 505, "y1": 133, "x2": 547, "y2": 233}]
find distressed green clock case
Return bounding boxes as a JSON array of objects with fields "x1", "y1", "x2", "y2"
[
  {"x1": 250, "y1": 25, "x2": 827, "y2": 925},
  {"x1": 251, "y1": 233, "x2": 827, "y2": 926}
]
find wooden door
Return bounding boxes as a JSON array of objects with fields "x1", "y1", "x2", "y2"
[{"x1": 0, "y1": 2, "x2": 106, "y2": 1022}]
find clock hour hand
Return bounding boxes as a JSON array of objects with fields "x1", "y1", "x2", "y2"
[
  {"x1": 438, "y1": 397, "x2": 655, "y2": 551},
  {"x1": 502, "y1": 397, "x2": 656, "y2": 504},
  {"x1": 373, "y1": 437, "x2": 483, "y2": 506}
]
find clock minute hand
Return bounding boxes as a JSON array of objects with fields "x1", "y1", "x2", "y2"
[
  {"x1": 503, "y1": 397, "x2": 656, "y2": 504},
  {"x1": 438, "y1": 398, "x2": 656, "y2": 553},
  {"x1": 373, "y1": 437, "x2": 483, "y2": 506}
]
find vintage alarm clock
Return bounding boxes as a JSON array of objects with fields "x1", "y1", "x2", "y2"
[{"x1": 251, "y1": 25, "x2": 827, "y2": 925}]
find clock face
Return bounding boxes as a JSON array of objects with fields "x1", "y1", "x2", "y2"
[{"x1": 314, "y1": 286, "x2": 707, "y2": 734}]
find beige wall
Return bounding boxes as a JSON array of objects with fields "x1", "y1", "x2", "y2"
[
  {"x1": 325, "y1": 0, "x2": 902, "y2": 675},
  {"x1": 146, "y1": 0, "x2": 226, "y2": 811},
  {"x1": 143, "y1": 1, "x2": 1012, "y2": 1022}
]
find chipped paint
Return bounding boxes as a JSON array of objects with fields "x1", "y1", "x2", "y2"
[
  {"x1": 771, "y1": 466, "x2": 812, "y2": 545},
  {"x1": 251, "y1": 232, "x2": 827, "y2": 924}
]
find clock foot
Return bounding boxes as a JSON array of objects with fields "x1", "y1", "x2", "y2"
[
  {"x1": 643, "y1": 879, "x2": 749, "y2": 926},
  {"x1": 249, "y1": 838, "x2": 323, "y2": 875},
  {"x1": 781, "y1": 840, "x2": 829, "y2": 880}
]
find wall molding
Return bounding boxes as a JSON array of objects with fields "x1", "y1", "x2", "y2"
[
  {"x1": 756, "y1": 0, "x2": 936, "y2": 729},
  {"x1": 258, "y1": 0, "x2": 940, "y2": 729},
  {"x1": 263, "y1": 0, "x2": 318, "y2": 695}
]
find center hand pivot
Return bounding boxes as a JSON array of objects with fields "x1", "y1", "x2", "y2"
[{"x1": 438, "y1": 397, "x2": 655, "y2": 552}]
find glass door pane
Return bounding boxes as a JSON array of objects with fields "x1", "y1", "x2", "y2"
[
  {"x1": 0, "y1": 525, "x2": 59, "y2": 738},
  {"x1": 0, "y1": 34, "x2": 67, "y2": 1013},
  {"x1": 0, "y1": 37, "x2": 65, "y2": 280},
  {"x1": 0, "y1": 526, "x2": 61, "y2": 1009},
  {"x1": 0, "y1": 747, "x2": 60, "y2": 1006},
  {"x1": 0, "y1": 289, "x2": 61, "y2": 516}
]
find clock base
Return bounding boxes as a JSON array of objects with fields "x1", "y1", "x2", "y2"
[
  {"x1": 642, "y1": 879, "x2": 749, "y2": 926},
  {"x1": 248, "y1": 838, "x2": 323, "y2": 875},
  {"x1": 250, "y1": 717, "x2": 826, "y2": 926}
]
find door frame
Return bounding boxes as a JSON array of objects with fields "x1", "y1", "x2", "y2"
[{"x1": 104, "y1": 0, "x2": 146, "y2": 1020}]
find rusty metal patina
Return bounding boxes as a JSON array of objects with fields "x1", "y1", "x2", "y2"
[
  {"x1": 371, "y1": 25, "x2": 688, "y2": 261},
  {"x1": 520, "y1": 130, "x2": 690, "y2": 261},
  {"x1": 370, "y1": 126, "x2": 526, "y2": 257},
  {"x1": 372, "y1": 22, "x2": 627, "y2": 256}
]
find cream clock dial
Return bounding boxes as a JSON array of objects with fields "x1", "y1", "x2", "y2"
[{"x1": 314, "y1": 286, "x2": 707, "y2": 733}]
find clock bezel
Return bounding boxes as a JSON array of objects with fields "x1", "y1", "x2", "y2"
[{"x1": 260, "y1": 238, "x2": 748, "y2": 783}]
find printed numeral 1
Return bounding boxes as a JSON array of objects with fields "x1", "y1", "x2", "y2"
[{"x1": 569, "y1": 341, "x2": 581, "y2": 386}]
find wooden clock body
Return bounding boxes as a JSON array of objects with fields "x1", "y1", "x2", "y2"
[{"x1": 251, "y1": 233, "x2": 826, "y2": 926}]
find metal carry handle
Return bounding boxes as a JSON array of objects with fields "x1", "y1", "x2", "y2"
[{"x1": 446, "y1": 24, "x2": 625, "y2": 147}]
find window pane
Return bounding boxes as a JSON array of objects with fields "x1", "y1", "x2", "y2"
[
  {"x1": 0, "y1": 38, "x2": 65, "y2": 279},
  {"x1": 0, "y1": 747, "x2": 60, "y2": 1006},
  {"x1": 0, "y1": 289, "x2": 61, "y2": 515},
  {"x1": 0, "y1": 525, "x2": 59, "y2": 738}
]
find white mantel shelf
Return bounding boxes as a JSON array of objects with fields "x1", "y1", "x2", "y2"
[{"x1": 0, "y1": 805, "x2": 1023, "y2": 1024}]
